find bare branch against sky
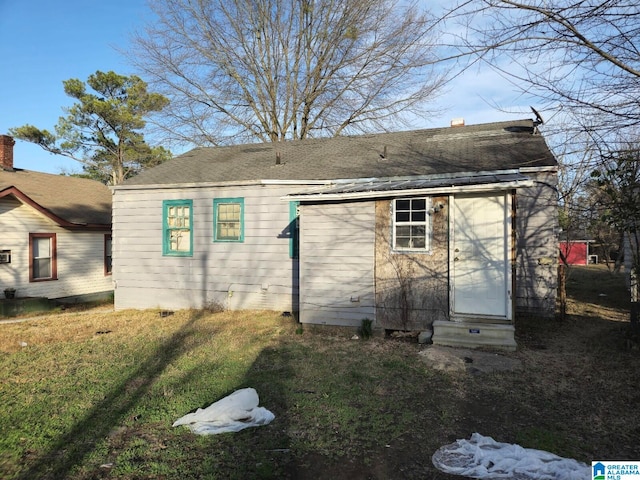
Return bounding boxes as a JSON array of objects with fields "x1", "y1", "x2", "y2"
[{"x1": 129, "y1": 0, "x2": 451, "y2": 147}]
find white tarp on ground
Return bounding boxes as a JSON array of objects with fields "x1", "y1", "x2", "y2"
[
  {"x1": 172, "y1": 388, "x2": 275, "y2": 435},
  {"x1": 432, "y1": 433, "x2": 590, "y2": 480}
]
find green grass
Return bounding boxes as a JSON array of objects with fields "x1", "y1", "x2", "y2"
[
  {"x1": 0, "y1": 309, "x2": 452, "y2": 479},
  {"x1": 0, "y1": 268, "x2": 639, "y2": 479}
]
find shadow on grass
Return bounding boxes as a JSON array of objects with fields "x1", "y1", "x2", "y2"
[
  {"x1": 565, "y1": 265, "x2": 630, "y2": 311},
  {"x1": 17, "y1": 309, "x2": 216, "y2": 480}
]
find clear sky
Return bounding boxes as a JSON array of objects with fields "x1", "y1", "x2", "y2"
[{"x1": 0, "y1": 0, "x2": 537, "y2": 175}]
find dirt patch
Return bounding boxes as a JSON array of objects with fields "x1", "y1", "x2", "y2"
[{"x1": 418, "y1": 345, "x2": 522, "y2": 374}]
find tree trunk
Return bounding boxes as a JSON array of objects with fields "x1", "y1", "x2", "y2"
[
  {"x1": 558, "y1": 264, "x2": 566, "y2": 321},
  {"x1": 631, "y1": 268, "x2": 639, "y2": 330}
]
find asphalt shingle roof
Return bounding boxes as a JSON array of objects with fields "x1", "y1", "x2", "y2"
[
  {"x1": 121, "y1": 119, "x2": 557, "y2": 187},
  {"x1": 0, "y1": 169, "x2": 112, "y2": 226}
]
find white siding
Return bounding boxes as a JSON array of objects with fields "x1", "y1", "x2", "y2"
[
  {"x1": 299, "y1": 202, "x2": 375, "y2": 326},
  {"x1": 0, "y1": 197, "x2": 112, "y2": 299},
  {"x1": 113, "y1": 185, "x2": 298, "y2": 311}
]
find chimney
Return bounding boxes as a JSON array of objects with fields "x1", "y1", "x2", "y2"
[
  {"x1": 0, "y1": 135, "x2": 15, "y2": 171},
  {"x1": 450, "y1": 118, "x2": 465, "y2": 127}
]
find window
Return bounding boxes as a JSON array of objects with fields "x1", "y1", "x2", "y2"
[
  {"x1": 213, "y1": 198, "x2": 244, "y2": 242},
  {"x1": 29, "y1": 233, "x2": 57, "y2": 281},
  {"x1": 163, "y1": 200, "x2": 193, "y2": 256},
  {"x1": 393, "y1": 198, "x2": 431, "y2": 251},
  {"x1": 104, "y1": 234, "x2": 112, "y2": 275}
]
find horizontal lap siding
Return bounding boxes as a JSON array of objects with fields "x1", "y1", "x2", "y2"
[
  {"x1": 113, "y1": 185, "x2": 298, "y2": 312},
  {"x1": 299, "y1": 202, "x2": 375, "y2": 326},
  {"x1": 0, "y1": 197, "x2": 112, "y2": 299},
  {"x1": 515, "y1": 171, "x2": 558, "y2": 317}
]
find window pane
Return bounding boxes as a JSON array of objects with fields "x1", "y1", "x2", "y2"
[
  {"x1": 34, "y1": 257, "x2": 51, "y2": 279},
  {"x1": 396, "y1": 225, "x2": 411, "y2": 236},
  {"x1": 219, "y1": 204, "x2": 240, "y2": 222},
  {"x1": 33, "y1": 237, "x2": 50, "y2": 258},
  {"x1": 170, "y1": 229, "x2": 191, "y2": 251},
  {"x1": 411, "y1": 211, "x2": 426, "y2": 222},
  {"x1": 411, "y1": 225, "x2": 426, "y2": 236},
  {"x1": 396, "y1": 237, "x2": 410, "y2": 248},
  {"x1": 396, "y1": 199, "x2": 410, "y2": 211},
  {"x1": 396, "y1": 211, "x2": 410, "y2": 222},
  {"x1": 411, "y1": 236, "x2": 426, "y2": 248},
  {"x1": 217, "y1": 222, "x2": 240, "y2": 240},
  {"x1": 411, "y1": 198, "x2": 426, "y2": 210}
]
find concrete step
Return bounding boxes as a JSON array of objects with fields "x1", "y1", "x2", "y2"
[{"x1": 432, "y1": 320, "x2": 517, "y2": 351}]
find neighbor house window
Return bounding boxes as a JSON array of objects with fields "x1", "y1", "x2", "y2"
[
  {"x1": 29, "y1": 233, "x2": 57, "y2": 281},
  {"x1": 213, "y1": 198, "x2": 244, "y2": 242},
  {"x1": 104, "y1": 234, "x2": 112, "y2": 275},
  {"x1": 393, "y1": 198, "x2": 431, "y2": 251},
  {"x1": 163, "y1": 200, "x2": 193, "y2": 256}
]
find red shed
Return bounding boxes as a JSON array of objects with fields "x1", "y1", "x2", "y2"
[{"x1": 559, "y1": 240, "x2": 594, "y2": 265}]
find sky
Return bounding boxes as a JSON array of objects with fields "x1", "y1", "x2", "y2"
[{"x1": 0, "y1": 0, "x2": 539, "y2": 175}]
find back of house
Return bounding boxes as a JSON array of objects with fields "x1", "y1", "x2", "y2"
[{"x1": 111, "y1": 119, "x2": 558, "y2": 349}]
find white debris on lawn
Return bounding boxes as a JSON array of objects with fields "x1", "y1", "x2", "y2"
[
  {"x1": 432, "y1": 433, "x2": 590, "y2": 480},
  {"x1": 172, "y1": 388, "x2": 275, "y2": 435}
]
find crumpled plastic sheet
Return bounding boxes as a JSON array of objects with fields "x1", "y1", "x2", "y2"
[
  {"x1": 432, "y1": 433, "x2": 590, "y2": 480},
  {"x1": 172, "y1": 387, "x2": 275, "y2": 435}
]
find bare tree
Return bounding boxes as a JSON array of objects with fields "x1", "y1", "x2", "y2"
[
  {"x1": 130, "y1": 0, "x2": 449, "y2": 146},
  {"x1": 447, "y1": 0, "x2": 640, "y2": 139}
]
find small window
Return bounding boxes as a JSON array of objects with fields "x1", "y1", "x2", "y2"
[
  {"x1": 163, "y1": 200, "x2": 193, "y2": 256},
  {"x1": 29, "y1": 233, "x2": 57, "y2": 281},
  {"x1": 104, "y1": 234, "x2": 112, "y2": 275},
  {"x1": 393, "y1": 198, "x2": 431, "y2": 251},
  {"x1": 214, "y1": 198, "x2": 244, "y2": 242}
]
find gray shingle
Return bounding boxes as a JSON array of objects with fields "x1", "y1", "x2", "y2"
[{"x1": 122, "y1": 119, "x2": 556, "y2": 187}]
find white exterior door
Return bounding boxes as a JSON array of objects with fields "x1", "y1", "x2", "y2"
[{"x1": 451, "y1": 193, "x2": 510, "y2": 318}]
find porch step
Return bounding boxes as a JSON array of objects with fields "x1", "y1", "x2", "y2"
[{"x1": 432, "y1": 320, "x2": 517, "y2": 351}]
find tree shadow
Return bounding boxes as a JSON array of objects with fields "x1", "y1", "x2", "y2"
[{"x1": 17, "y1": 309, "x2": 216, "y2": 480}]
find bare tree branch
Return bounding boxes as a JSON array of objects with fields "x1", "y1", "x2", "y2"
[{"x1": 129, "y1": 0, "x2": 450, "y2": 147}]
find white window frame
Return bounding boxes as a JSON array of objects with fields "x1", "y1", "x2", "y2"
[{"x1": 392, "y1": 197, "x2": 432, "y2": 252}]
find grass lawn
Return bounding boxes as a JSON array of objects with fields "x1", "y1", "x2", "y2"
[{"x1": 1, "y1": 265, "x2": 639, "y2": 479}]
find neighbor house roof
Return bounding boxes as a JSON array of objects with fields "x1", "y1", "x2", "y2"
[
  {"x1": 119, "y1": 119, "x2": 557, "y2": 187},
  {"x1": 0, "y1": 169, "x2": 112, "y2": 228}
]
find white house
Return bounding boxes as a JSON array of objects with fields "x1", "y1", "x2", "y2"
[
  {"x1": 0, "y1": 135, "x2": 113, "y2": 302},
  {"x1": 111, "y1": 119, "x2": 559, "y2": 350}
]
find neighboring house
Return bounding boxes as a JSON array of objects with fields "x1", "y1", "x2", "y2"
[
  {"x1": 111, "y1": 119, "x2": 558, "y2": 350},
  {"x1": 0, "y1": 135, "x2": 113, "y2": 301},
  {"x1": 559, "y1": 240, "x2": 595, "y2": 265}
]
